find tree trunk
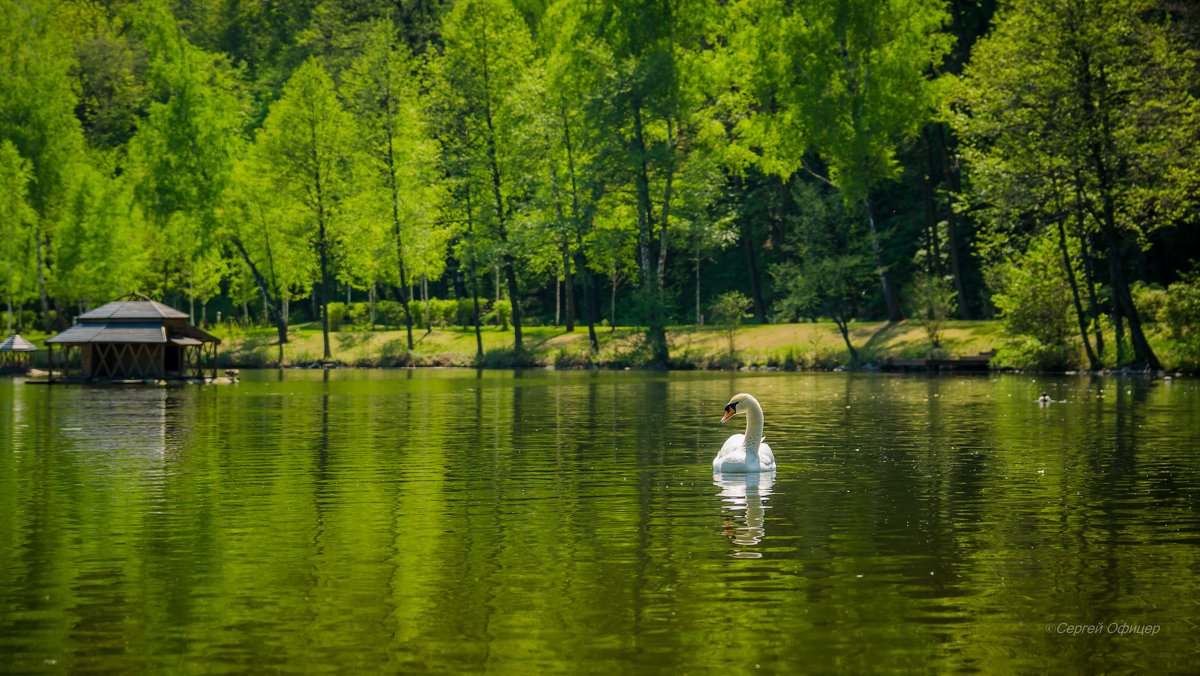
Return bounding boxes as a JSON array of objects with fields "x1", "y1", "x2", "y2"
[
  {"x1": 576, "y1": 252, "x2": 600, "y2": 353},
  {"x1": 921, "y1": 128, "x2": 940, "y2": 277},
  {"x1": 465, "y1": 189, "x2": 483, "y2": 358},
  {"x1": 1079, "y1": 230, "x2": 1104, "y2": 359},
  {"x1": 935, "y1": 124, "x2": 972, "y2": 318},
  {"x1": 422, "y1": 274, "x2": 430, "y2": 332},
  {"x1": 1078, "y1": 49, "x2": 1159, "y2": 369},
  {"x1": 230, "y1": 235, "x2": 289, "y2": 344},
  {"x1": 470, "y1": 257, "x2": 483, "y2": 359},
  {"x1": 36, "y1": 233, "x2": 51, "y2": 332},
  {"x1": 480, "y1": 42, "x2": 522, "y2": 354},
  {"x1": 631, "y1": 104, "x2": 668, "y2": 364},
  {"x1": 561, "y1": 239, "x2": 575, "y2": 332},
  {"x1": 393, "y1": 178, "x2": 415, "y2": 349},
  {"x1": 502, "y1": 253, "x2": 522, "y2": 352},
  {"x1": 740, "y1": 219, "x2": 767, "y2": 323},
  {"x1": 1095, "y1": 175, "x2": 1160, "y2": 369},
  {"x1": 864, "y1": 191, "x2": 904, "y2": 322},
  {"x1": 1056, "y1": 219, "x2": 1100, "y2": 370},
  {"x1": 833, "y1": 312, "x2": 858, "y2": 363},
  {"x1": 610, "y1": 273, "x2": 618, "y2": 330},
  {"x1": 241, "y1": 259, "x2": 250, "y2": 324},
  {"x1": 318, "y1": 221, "x2": 330, "y2": 360}
]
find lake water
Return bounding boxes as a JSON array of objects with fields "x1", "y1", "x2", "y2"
[{"x1": 1, "y1": 369, "x2": 1197, "y2": 673}]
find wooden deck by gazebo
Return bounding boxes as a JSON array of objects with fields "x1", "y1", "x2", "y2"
[
  {"x1": 45, "y1": 294, "x2": 220, "y2": 381},
  {"x1": 0, "y1": 334, "x2": 37, "y2": 374}
]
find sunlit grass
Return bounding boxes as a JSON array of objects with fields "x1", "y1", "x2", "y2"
[{"x1": 207, "y1": 319, "x2": 1006, "y2": 369}]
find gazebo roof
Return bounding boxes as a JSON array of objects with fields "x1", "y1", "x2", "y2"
[
  {"x1": 47, "y1": 322, "x2": 167, "y2": 344},
  {"x1": 78, "y1": 299, "x2": 189, "y2": 321},
  {"x1": 45, "y1": 295, "x2": 220, "y2": 346},
  {"x1": 0, "y1": 334, "x2": 37, "y2": 352}
]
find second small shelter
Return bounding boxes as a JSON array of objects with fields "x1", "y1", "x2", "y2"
[
  {"x1": 0, "y1": 334, "x2": 37, "y2": 373},
  {"x1": 45, "y1": 294, "x2": 220, "y2": 380}
]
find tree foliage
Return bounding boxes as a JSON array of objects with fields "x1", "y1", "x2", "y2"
[
  {"x1": 2, "y1": 0, "x2": 1198, "y2": 370},
  {"x1": 954, "y1": 0, "x2": 1200, "y2": 368}
]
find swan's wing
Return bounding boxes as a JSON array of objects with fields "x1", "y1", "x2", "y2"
[
  {"x1": 759, "y1": 441, "x2": 776, "y2": 469},
  {"x1": 714, "y1": 434, "x2": 747, "y2": 470},
  {"x1": 719, "y1": 433, "x2": 747, "y2": 455}
]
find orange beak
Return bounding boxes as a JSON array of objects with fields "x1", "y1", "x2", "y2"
[{"x1": 721, "y1": 407, "x2": 735, "y2": 423}]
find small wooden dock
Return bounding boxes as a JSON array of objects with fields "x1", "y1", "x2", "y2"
[{"x1": 887, "y1": 351, "x2": 995, "y2": 372}]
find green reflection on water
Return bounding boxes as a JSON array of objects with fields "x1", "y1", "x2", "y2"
[{"x1": 0, "y1": 371, "x2": 1197, "y2": 672}]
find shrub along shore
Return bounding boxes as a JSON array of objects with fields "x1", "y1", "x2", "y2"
[
  {"x1": 12, "y1": 318, "x2": 1193, "y2": 373},
  {"x1": 206, "y1": 319, "x2": 1005, "y2": 371}
]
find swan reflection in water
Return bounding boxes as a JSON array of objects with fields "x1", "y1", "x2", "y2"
[{"x1": 714, "y1": 471, "x2": 775, "y2": 558}]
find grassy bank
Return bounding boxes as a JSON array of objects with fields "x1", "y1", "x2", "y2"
[{"x1": 208, "y1": 319, "x2": 1005, "y2": 370}]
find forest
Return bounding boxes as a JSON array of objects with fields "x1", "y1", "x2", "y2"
[{"x1": 2, "y1": 0, "x2": 1198, "y2": 370}]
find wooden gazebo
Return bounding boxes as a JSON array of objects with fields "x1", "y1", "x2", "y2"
[
  {"x1": 45, "y1": 294, "x2": 220, "y2": 380},
  {"x1": 0, "y1": 334, "x2": 37, "y2": 373}
]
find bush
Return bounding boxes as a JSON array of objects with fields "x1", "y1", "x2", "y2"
[
  {"x1": 428, "y1": 298, "x2": 457, "y2": 327},
  {"x1": 710, "y1": 291, "x2": 753, "y2": 354},
  {"x1": 1132, "y1": 282, "x2": 1167, "y2": 324},
  {"x1": 325, "y1": 302, "x2": 347, "y2": 331},
  {"x1": 346, "y1": 302, "x2": 371, "y2": 327},
  {"x1": 554, "y1": 347, "x2": 593, "y2": 368},
  {"x1": 1162, "y1": 269, "x2": 1200, "y2": 342},
  {"x1": 289, "y1": 306, "x2": 310, "y2": 324},
  {"x1": 987, "y1": 233, "x2": 1078, "y2": 367},
  {"x1": 375, "y1": 300, "x2": 404, "y2": 328},
  {"x1": 1161, "y1": 267, "x2": 1200, "y2": 369},
  {"x1": 456, "y1": 298, "x2": 477, "y2": 326},
  {"x1": 486, "y1": 299, "x2": 512, "y2": 331},
  {"x1": 474, "y1": 346, "x2": 537, "y2": 368},
  {"x1": 992, "y1": 336, "x2": 1074, "y2": 371},
  {"x1": 906, "y1": 274, "x2": 957, "y2": 348},
  {"x1": 407, "y1": 300, "x2": 426, "y2": 329}
]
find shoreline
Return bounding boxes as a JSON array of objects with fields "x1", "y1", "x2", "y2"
[{"x1": 10, "y1": 319, "x2": 1193, "y2": 375}]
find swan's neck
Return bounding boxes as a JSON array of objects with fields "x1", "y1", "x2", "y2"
[{"x1": 742, "y1": 400, "x2": 764, "y2": 454}]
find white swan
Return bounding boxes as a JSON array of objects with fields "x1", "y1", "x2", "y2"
[{"x1": 713, "y1": 393, "x2": 776, "y2": 473}]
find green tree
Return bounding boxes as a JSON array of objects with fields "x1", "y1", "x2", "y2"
[
  {"x1": 223, "y1": 157, "x2": 312, "y2": 345},
  {"x1": 0, "y1": 141, "x2": 36, "y2": 332},
  {"x1": 255, "y1": 57, "x2": 360, "y2": 360},
  {"x1": 0, "y1": 0, "x2": 89, "y2": 330},
  {"x1": 906, "y1": 274, "x2": 957, "y2": 350},
  {"x1": 343, "y1": 19, "x2": 441, "y2": 349},
  {"x1": 731, "y1": 0, "x2": 952, "y2": 322},
  {"x1": 50, "y1": 151, "x2": 151, "y2": 308},
  {"x1": 65, "y1": 3, "x2": 148, "y2": 150},
  {"x1": 988, "y1": 233, "x2": 1078, "y2": 370},
  {"x1": 771, "y1": 179, "x2": 875, "y2": 363},
  {"x1": 710, "y1": 290, "x2": 752, "y2": 355},
  {"x1": 575, "y1": 0, "x2": 718, "y2": 365},
  {"x1": 431, "y1": 0, "x2": 535, "y2": 353},
  {"x1": 954, "y1": 0, "x2": 1200, "y2": 369},
  {"x1": 535, "y1": 0, "x2": 626, "y2": 351},
  {"x1": 127, "y1": 0, "x2": 244, "y2": 322}
]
